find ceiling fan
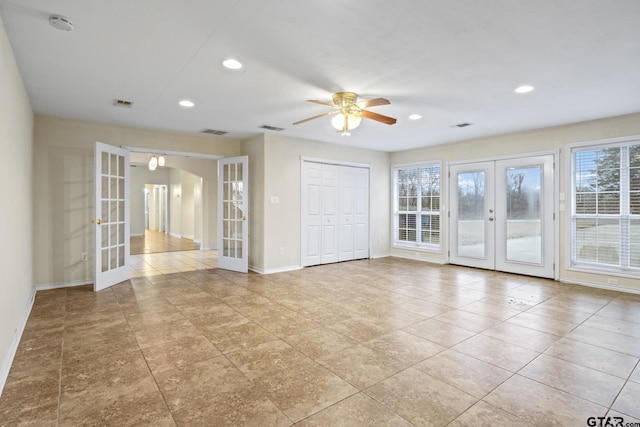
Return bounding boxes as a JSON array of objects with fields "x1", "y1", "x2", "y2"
[{"x1": 293, "y1": 92, "x2": 397, "y2": 135}]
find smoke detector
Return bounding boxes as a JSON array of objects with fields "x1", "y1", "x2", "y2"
[{"x1": 49, "y1": 15, "x2": 74, "y2": 31}]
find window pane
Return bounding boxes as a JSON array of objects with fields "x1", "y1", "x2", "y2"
[
  {"x1": 394, "y1": 165, "x2": 441, "y2": 249},
  {"x1": 631, "y1": 219, "x2": 640, "y2": 268},
  {"x1": 575, "y1": 218, "x2": 620, "y2": 266}
]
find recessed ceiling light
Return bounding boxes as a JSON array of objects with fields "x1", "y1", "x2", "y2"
[
  {"x1": 179, "y1": 100, "x2": 194, "y2": 108},
  {"x1": 222, "y1": 58, "x2": 243, "y2": 70},
  {"x1": 515, "y1": 85, "x2": 534, "y2": 94},
  {"x1": 409, "y1": 114, "x2": 422, "y2": 120}
]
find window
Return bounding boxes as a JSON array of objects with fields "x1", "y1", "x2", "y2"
[
  {"x1": 571, "y1": 140, "x2": 640, "y2": 272},
  {"x1": 393, "y1": 163, "x2": 441, "y2": 250}
]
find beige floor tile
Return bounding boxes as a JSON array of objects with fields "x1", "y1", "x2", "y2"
[
  {"x1": 484, "y1": 375, "x2": 607, "y2": 425},
  {"x1": 397, "y1": 299, "x2": 450, "y2": 318},
  {"x1": 203, "y1": 319, "x2": 279, "y2": 354},
  {"x1": 414, "y1": 349, "x2": 512, "y2": 399},
  {"x1": 612, "y1": 381, "x2": 640, "y2": 419},
  {"x1": 132, "y1": 319, "x2": 203, "y2": 349},
  {"x1": 59, "y1": 381, "x2": 174, "y2": 427},
  {"x1": 365, "y1": 330, "x2": 446, "y2": 365},
  {"x1": 403, "y1": 318, "x2": 477, "y2": 347},
  {"x1": 141, "y1": 335, "x2": 222, "y2": 373},
  {"x1": 544, "y1": 338, "x2": 639, "y2": 379},
  {"x1": 434, "y1": 309, "x2": 501, "y2": 333},
  {"x1": 172, "y1": 386, "x2": 291, "y2": 426},
  {"x1": 567, "y1": 325, "x2": 640, "y2": 357},
  {"x1": 631, "y1": 365, "x2": 640, "y2": 383},
  {"x1": 506, "y1": 310, "x2": 579, "y2": 336},
  {"x1": 253, "y1": 358, "x2": 358, "y2": 422},
  {"x1": 283, "y1": 326, "x2": 358, "y2": 359},
  {"x1": 452, "y1": 334, "x2": 540, "y2": 372},
  {"x1": 458, "y1": 300, "x2": 520, "y2": 321},
  {"x1": 328, "y1": 316, "x2": 398, "y2": 342},
  {"x1": 3, "y1": 257, "x2": 640, "y2": 426},
  {"x1": 520, "y1": 354, "x2": 626, "y2": 406},
  {"x1": 366, "y1": 367, "x2": 478, "y2": 426},
  {"x1": 583, "y1": 314, "x2": 640, "y2": 338},
  {"x1": 317, "y1": 344, "x2": 409, "y2": 389},
  {"x1": 226, "y1": 339, "x2": 312, "y2": 380},
  {"x1": 448, "y1": 400, "x2": 528, "y2": 427},
  {"x1": 607, "y1": 410, "x2": 640, "y2": 425},
  {"x1": 154, "y1": 355, "x2": 250, "y2": 412},
  {"x1": 296, "y1": 392, "x2": 413, "y2": 426},
  {"x1": 481, "y1": 322, "x2": 561, "y2": 352}
]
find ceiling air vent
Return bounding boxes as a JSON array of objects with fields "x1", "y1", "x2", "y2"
[
  {"x1": 113, "y1": 99, "x2": 134, "y2": 108},
  {"x1": 259, "y1": 125, "x2": 285, "y2": 132},
  {"x1": 200, "y1": 128, "x2": 228, "y2": 136},
  {"x1": 451, "y1": 122, "x2": 473, "y2": 128}
]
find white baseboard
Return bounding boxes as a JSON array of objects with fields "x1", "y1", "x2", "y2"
[
  {"x1": 559, "y1": 277, "x2": 640, "y2": 295},
  {"x1": 130, "y1": 233, "x2": 144, "y2": 237},
  {"x1": 35, "y1": 279, "x2": 93, "y2": 291},
  {"x1": 200, "y1": 246, "x2": 217, "y2": 251},
  {"x1": 389, "y1": 253, "x2": 447, "y2": 265},
  {"x1": 1, "y1": 287, "x2": 36, "y2": 397},
  {"x1": 169, "y1": 232, "x2": 181, "y2": 239},
  {"x1": 249, "y1": 265, "x2": 302, "y2": 275},
  {"x1": 370, "y1": 253, "x2": 391, "y2": 259},
  {"x1": 182, "y1": 234, "x2": 195, "y2": 240}
]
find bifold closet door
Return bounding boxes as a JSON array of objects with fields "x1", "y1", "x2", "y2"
[
  {"x1": 339, "y1": 166, "x2": 369, "y2": 261},
  {"x1": 302, "y1": 162, "x2": 369, "y2": 267}
]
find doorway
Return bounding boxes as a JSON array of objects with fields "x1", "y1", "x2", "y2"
[{"x1": 449, "y1": 154, "x2": 555, "y2": 278}]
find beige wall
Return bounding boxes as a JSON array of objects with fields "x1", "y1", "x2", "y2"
[
  {"x1": 33, "y1": 115, "x2": 241, "y2": 286},
  {"x1": 0, "y1": 17, "x2": 34, "y2": 387},
  {"x1": 390, "y1": 112, "x2": 640, "y2": 293},
  {"x1": 247, "y1": 133, "x2": 390, "y2": 272}
]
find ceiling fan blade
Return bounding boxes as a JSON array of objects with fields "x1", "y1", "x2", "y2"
[
  {"x1": 357, "y1": 97, "x2": 390, "y2": 108},
  {"x1": 293, "y1": 110, "x2": 337, "y2": 125},
  {"x1": 307, "y1": 99, "x2": 336, "y2": 107},
  {"x1": 362, "y1": 109, "x2": 397, "y2": 125}
]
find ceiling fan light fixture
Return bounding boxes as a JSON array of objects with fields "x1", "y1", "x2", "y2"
[{"x1": 331, "y1": 112, "x2": 361, "y2": 132}]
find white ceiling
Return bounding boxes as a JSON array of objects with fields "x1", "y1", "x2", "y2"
[{"x1": 1, "y1": 0, "x2": 640, "y2": 152}]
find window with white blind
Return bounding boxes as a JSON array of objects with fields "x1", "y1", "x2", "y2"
[
  {"x1": 571, "y1": 140, "x2": 640, "y2": 272},
  {"x1": 393, "y1": 163, "x2": 441, "y2": 251}
]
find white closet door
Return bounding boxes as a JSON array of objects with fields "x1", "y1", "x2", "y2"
[
  {"x1": 353, "y1": 167, "x2": 369, "y2": 259},
  {"x1": 302, "y1": 162, "x2": 322, "y2": 266},
  {"x1": 339, "y1": 167, "x2": 355, "y2": 261},
  {"x1": 321, "y1": 164, "x2": 339, "y2": 263},
  {"x1": 302, "y1": 161, "x2": 370, "y2": 267}
]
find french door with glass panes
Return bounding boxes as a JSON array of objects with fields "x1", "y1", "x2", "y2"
[
  {"x1": 218, "y1": 156, "x2": 249, "y2": 273},
  {"x1": 94, "y1": 142, "x2": 130, "y2": 291},
  {"x1": 449, "y1": 155, "x2": 555, "y2": 278}
]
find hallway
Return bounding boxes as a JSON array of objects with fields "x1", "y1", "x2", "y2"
[{"x1": 130, "y1": 230, "x2": 216, "y2": 277}]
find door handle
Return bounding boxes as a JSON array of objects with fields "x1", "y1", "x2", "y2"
[
  {"x1": 488, "y1": 217, "x2": 494, "y2": 221},
  {"x1": 96, "y1": 219, "x2": 104, "y2": 225}
]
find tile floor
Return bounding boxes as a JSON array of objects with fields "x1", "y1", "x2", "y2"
[
  {"x1": 1, "y1": 258, "x2": 640, "y2": 426},
  {"x1": 129, "y1": 250, "x2": 218, "y2": 278}
]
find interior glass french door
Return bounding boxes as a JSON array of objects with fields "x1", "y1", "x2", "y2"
[
  {"x1": 94, "y1": 142, "x2": 130, "y2": 291},
  {"x1": 218, "y1": 156, "x2": 249, "y2": 273},
  {"x1": 449, "y1": 155, "x2": 554, "y2": 278}
]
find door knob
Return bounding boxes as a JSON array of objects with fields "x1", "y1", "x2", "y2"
[
  {"x1": 488, "y1": 217, "x2": 494, "y2": 221},
  {"x1": 96, "y1": 219, "x2": 104, "y2": 225}
]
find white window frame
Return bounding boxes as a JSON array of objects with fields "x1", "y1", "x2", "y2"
[
  {"x1": 392, "y1": 161, "x2": 442, "y2": 252},
  {"x1": 569, "y1": 136, "x2": 640, "y2": 275}
]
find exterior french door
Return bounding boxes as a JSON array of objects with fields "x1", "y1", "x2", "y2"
[
  {"x1": 449, "y1": 155, "x2": 555, "y2": 278},
  {"x1": 94, "y1": 142, "x2": 130, "y2": 291},
  {"x1": 218, "y1": 156, "x2": 249, "y2": 273}
]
